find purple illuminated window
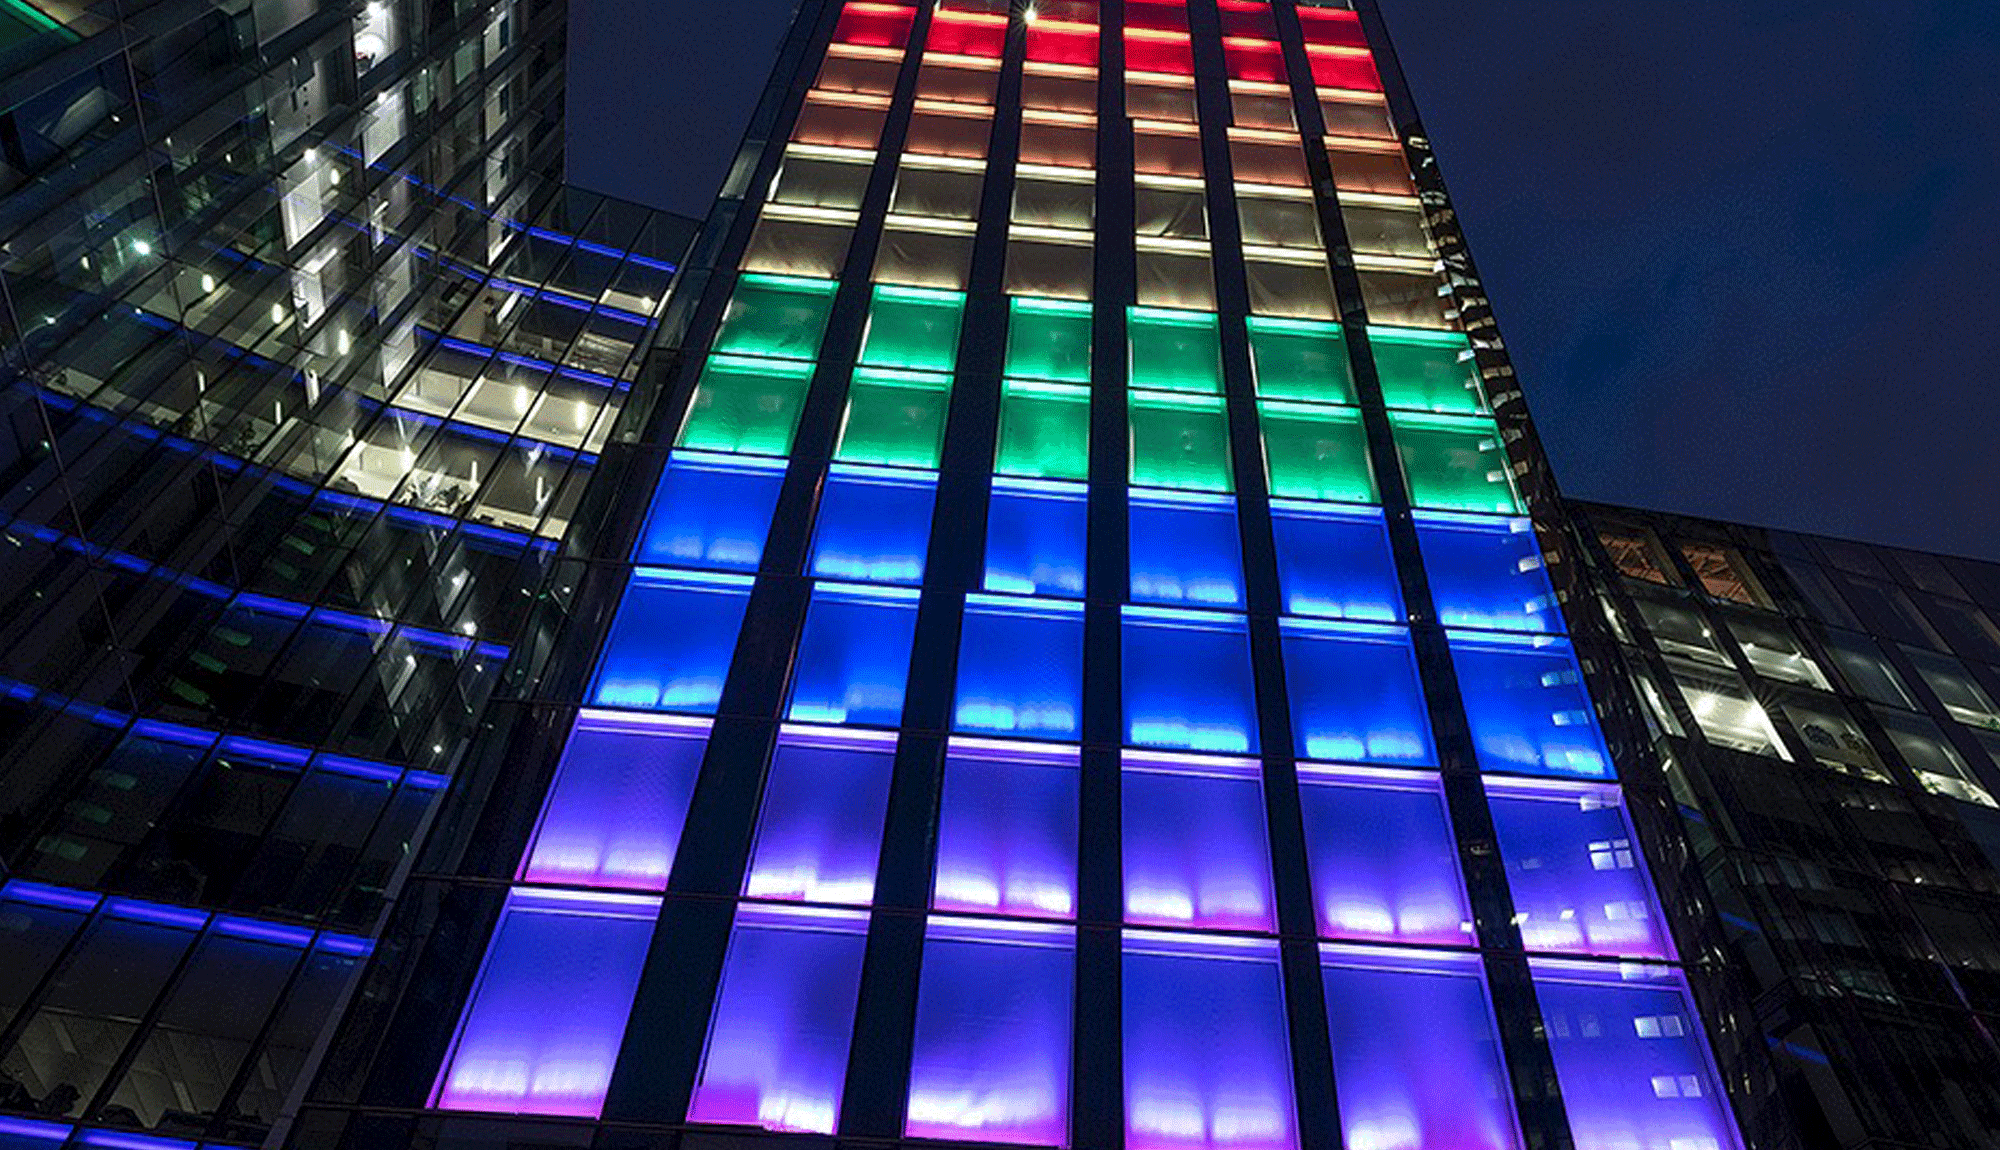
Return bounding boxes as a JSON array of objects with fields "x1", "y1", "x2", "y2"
[
  {"x1": 433, "y1": 890, "x2": 658, "y2": 1118},
  {"x1": 1321, "y1": 947, "x2": 1521, "y2": 1150},
  {"x1": 688, "y1": 906, "x2": 869, "y2": 1135},
  {"x1": 1488, "y1": 781, "x2": 1671, "y2": 959},
  {"x1": 1124, "y1": 933, "x2": 1299, "y2": 1150},
  {"x1": 1532, "y1": 960, "x2": 1742, "y2": 1150},
  {"x1": 906, "y1": 919, "x2": 1074, "y2": 1145},
  {"x1": 1124, "y1": 755, "x2": 1275, "y2": 932},
  {"x1": 1451, "y1": 631, "x2": 1611, "y2": 779},
  {"x1": 521, "y1": 713, "x2": 708, "y2": 891},
  {"x1": 1298, "y1": 767, "x2": 1472, "y2": 945},
  {"x1": 744, "y1": 730, "x2": 895, "y2": 905},
  {"x1": 933, "y1": 742, "x2": 1079, "y2": 919}
]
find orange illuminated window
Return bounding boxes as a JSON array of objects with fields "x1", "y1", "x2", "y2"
[
  {"x1": 1307, "y1": 46, "x2": 1382, "y2": 92},
  {"x1": 1321, "y1": 93, "x2": 1394, "y2": 139},
  {"x1": 834, "y1": 2, "x2": 916, "y2": 49},
  {"x1": 816, "y1": 53, "x2": 900, "y2": 95},
  {"x1": 918, "y1": 61, "x2": 1000, "y2": 104},
  {"x1": 1020, "y1": 116, "x2": 1097, "y2": 168},
  {"x1": 1134, "y1": 130, "x2": 1204, "y2": 179},
  {"x1": 906, "y1": 107, "x2": 994, "y2": 159},
  {"x1": 1327, "y1": 143, "x2": 1415, "y2": 195},
  {"x1": 793, "y1": 98, "x2": 889, "y2": 148},
  {"x1": 1230, "y1": 131, "x2": 1310, "y2": 187}
]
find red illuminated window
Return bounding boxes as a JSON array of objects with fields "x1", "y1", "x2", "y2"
[
  {"x1": 928, "y1": 11, "x2": 1008, "y2": 58},
  {"x1": 1027, "y1": 21, "x2": 1099, "y2": 67},
  {"x1": 1217, "y1": 0, "x2": 1277, "y2": 38},
  {"x1": 1126, "y1": 29, "x2": 1194, "y2": 77},
  {"x1": 1307, "y1": 46, "x2": 1382, "y2": 92},
  {"x1": 1223, "y1": 38, "x2": 1286, "y2": 84},
  {"x1": 1125, "y1": 0, "x2": 1188, "y2": 32},
  {"x1": 833, "y1": 2, "x2": 916, "y2": 49},
  {"x1": 1297, "y1": 6, "x2": 1367, "y2": 49}
]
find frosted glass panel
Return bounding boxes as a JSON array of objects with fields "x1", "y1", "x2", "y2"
[
  {"x1": 1489, "y1": 782, "x2": 1671, "y2": 959},
  {"x1": 1415, "y1": 512, "x2": 1559, "y2": 634},
  {"x1": 639, "y1": 454, "x2": 786, "y2": 571},
  {"x1": 810, "y1": 467, "x2": 936, "y2": 584},
  {"x1": 434, "y1": 890, "x2": 658, "y2": 1118},
  {"x1": 1131, "y1": 492, "x2": 1245, "y2": 608},
  {"x1": 1533, "y1": 961, "x2": 1742, "y2": 1150},
  {"x1": 1124, "y1": 609, "x2": 1261, "y2": 754},
  {"x1": 1299, "y1": 770, "x2": 1471, "y2": 945},
  {"x1": 1281, "y1": 620, "x2": 1433, "y2": 765},
  {"x1": 986, "y1": 479, "x2": 1088, "y2": 597},
  {"x1": 593, "y1": 571, "x2": 752, "y2": 713},
  {"x1": 1451, "y1": 632, "x2": 1611, "y2": 779},
  {"x1": 744, "y1": 734, "x2": 895, "y2": 905},
  {"x1": 906, "y1": 921, "x2": 1074, "y2": 1145},
  {"x1": 1270, "y1": 503, "x2": 1401, "y2": 622},
  {"x1": 955, "y1": 598, "x2": 1085, "y2": 738},
  {"x1": 522, "y1": 713, "x2": 708, "y2": 891},
  {"x1": 788, "y1": 587, "x2": 919, "y2": 726},
  {"x1": 1321, "y1": 949, "x2": 1521, "y2": 1150},
  {"x1": 1124, "y1": 936, "x2": 1299, "y2": 1150},
  {"x1": 688, "y1": 907, "x2": 869, "y2": 1134},
  {"x1": 934, "y1": 744, "x2": 1079, "y2": 918},
  {"x1": 1124, "y1": 759, "x2": 1276, "y2": 932}
]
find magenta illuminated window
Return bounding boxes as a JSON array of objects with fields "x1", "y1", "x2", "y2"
[
  {"x1": 933, "y1": 740, "x2": 1078, "y2": 919},
  {"x1": 1123, "y1": 753, "x2": 1275, "y2": 933},
  {"x1": 906, "y1": 918, "x2": 1074, "y2": 1145},
  {"x1": 1297, "y1": 765, "x2": 1471, "y2": 945},
  {"x1": 520, "y1": 711, "x2": 708, "y2": 891},
  {"x1": 1321, "y1": 946, "x2": 1522, "y2": 1150},
  {"x1": 432, "y1": 889, "x2": 658, "y2": 1118},
  {"x1": 1124, "y1": 932, "x2": 1298, "y2": 1150},
  {"x1": 743, "y1": 728, "x2": 896, "y2": 905},
  {"x1": 687, "y1": 905, "x2": 870, "y2": 1135},
  {"x1": 1532, "y1": 959, "x2": 1743, "y2": 1150},
  {"x1": 1487, "y1": 779, "x2": 1672, "y2": 960}
]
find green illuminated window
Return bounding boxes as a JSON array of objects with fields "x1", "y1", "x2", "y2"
[
  {"x1": 1130, "y1": 392, "x2": 1232, "y2": 492},
  {"x1": 1006, "y1": 297, "x2": 1093, "y2": 382},
  {"x1": 712, "y1": 274, "x2": 838, "y2": 361},
  {"x1": 837, "y1": 368, "x2": 953, "y2": 468},
  {"x1": 677, "y1": 355, "x2": 815, "y2": 456},
  {"x1": 1128, "y1": 307, "x2": 1222, "y2": 394},
  {"x1": 859, "y1": 285, "x2": 966, "y2": 372},
  {"x1": 1247, "y1": 316, "x2": 1354, "y2": 404},
  {"x1": 1371, "y1": 326, "x2": 1485, "y2": 414},
  {"x1": 1392, "y1": 411, "x2": 1520, "y2": 513},
  {"x1": 997, "y1": 380, "x2": 1090, "y2": 479},
  {"x1": 1259, "y1": 401, "x2": 1376, "y2": 503}
]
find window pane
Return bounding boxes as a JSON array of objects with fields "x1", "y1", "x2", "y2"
[
  {"x1": 1665, "y1": 656, "x2": 1791, "y2": 760},
  {"x1": 906, "y1": 921, "x2": 1074, "y2": 1145},
  {"x1": 523, "y1": 713, "x2": 708, "y2": 890},
  {"x1": 1489, "y1": 781, "x2": 1671, "y2": 960},
  {"x1": 1007, "y1": 297, "x2": 1093, "y2": 383},
  {"x1": 1392, "y1": 412, "x2": 1520, "y2": 514},
  {"x1": 1124, "y1": 936, "x2": 1298, "y2": 1150},
  {"x1": 1124, "y1": 758, "x2": 1276, "y2": 932},
  {"x1": 1130, "y1": 394, "x2": 1232, "y2": 492},
  {"x1": 1300, "y1": 769, "x2": 1472, "y2": 945},
  {"x1": 640, "y1": 454, "x2": 786, "y2": 571},
  {"x1": 1370, "y1": 327, "x2": 1483, "y2": 414},
  {"x1": 745, "y1": 733, "x2": 895, "y2": 904},
  {"x1": 986, "y1": 479, "x2": 1088, "y2": 597},
  {"x1": 1725, "y1": 615, "x2": 1829, "y2": 689},
  {"x1": 999, "y1": 381, "x2": 1091, "y2": 480},
  {"x1": 1904, "y1": 646, "x2": 2000, "y2": 730},
  {"x1": 837, "y1": 368, "x2": 952, "y2": 469},
  {"x1": 677, "y1": 355, "x2": 814, "y2": 456},
  {"x1": 434, "y1": 890, "x2": 658, "y2": 1117},
  {"x1": 1260, "y1": 401, "x2": 1375, "y2": 504},
  {"x1": 1271, "y1": 503, "x2": 1402, "y2": 623},
  {"x1": 1322, "y1": 949, "x2": 1520, "y2": 1150},
  {"x1": 1415, "y1": 512, "x2": 1560, "y2": 634},
  {"x1": 1451, "y1": 632, "x2": 1611, "y2": 779},
  {"x1": 956, "y1": 598, "x2": 1085, "y2": 739},
  {"x1": 810, "y1": 468, "x2": 937, "y2": 584},
  {"x1": 788, "y1": 586, "x2": 919, "y2": 726},
  {"x1": 1124, "y1": 608, "x2": 1260, "y2": 754},
  {"x1": 1823, "y1": 630, "x2": 1916, "y2": 708},
  {"x1": 860, "y1": 286, "x2": 966, "y2": 373},
  {"x1": 1130, "y1": 491, "x2": 1245, "y2": 608},
  {"x1": 688, "y1": 906, "x2": 869, "y2": 1134},
  {"x1": 1128, "y1": 307, "x2": 1221, "y2": 393},
  {"x1": 1878, "y1": 709, "x2": 1995, "y2": 806},
  {"x1": 1247, "y1": 316, "x2": 1353, "y2": 405},
  {"x1": 1282, "y1": 620, "x2": 1434, "y2": 766},
  {"x1": 593, "y1": 571, "x2": 752, "y2": 713},
  {"x1": 934, "y1": 744, "x2": 1078, "y2": 918},
  {"x1": 713, "y1": 275, "x2": 838, "y2": 361}
]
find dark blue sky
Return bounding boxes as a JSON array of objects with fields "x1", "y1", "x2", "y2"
[{"x1": 569, "y1": 1, "x2": 2000, "y2": 559}]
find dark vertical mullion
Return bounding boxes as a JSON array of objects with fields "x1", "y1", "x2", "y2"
[
  {"x1": 600, "y1": 0, "x2": 938, "y2": 1124},
  {"x1": 836, "y1": 10, "x2": 1029, "y2": 1137},
  {"x1": 1181, "y1": 8, "x2": 1342, "y2": 1150},
  {"x1": 1077, "y1": 3, "x2": 1132, "y2": 1147},
  {"x1": 1268, "y1": 3, "x2": 1576, "y2": 1148}
]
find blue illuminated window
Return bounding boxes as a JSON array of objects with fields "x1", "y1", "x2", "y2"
[
  {"x1": 688, "y1": 905, "x2": 869, "y2": 1135},
  {"x1": 985, "y1": 479, "x2": 1087, "y2": 598},
  {"x1": 934, "y1": 743, "x2": 1078, "y2": 919},
  {"x1": 1124, "y1": 755, "x2": 1275, "y2": 932},
  {"x1": 522, "y1": 712, "x2": 708, "y2": 891},
  {"x1": 906, "y1": 919, "x2": 1074, "y2": 1145},
  {"x1": 1415, "y1": 512, "x2": 1559, "y2": 633},
  {"x1": 1488, "y1": 780, "x2": 1670, "y2": 959},
  {"x1": 744, "y1": 731, "x2": 895, "y2": 905},
  {"x1": 1130, "y1": 490, "x2": 1245, "y2": 608},
  {"x1": 1270, "y1": 501, "x2": 1402, "y2": 622},
  {"x1": 593, "y1": 570, "x2": 753, "y2": 713},
  {"x1": 1281, "y1": 619, "x2": 1434, "y2": 765},
  {"x1": 434, "y1": 889, "x2": 659, "y2": 1118},
  {"x1": 1299, "y1": 767, "x2": 1471, "y2": 946},
  {"x1": 1450, "y1": 631, "x2": 1611, "y2": 778},
  {"x1": 1123, "y1": 607, "x2": 1260, "y2": 754},
  {"x1": 639, "y1": 453, "x2": 787, "y2": 571},
  {"x1": 789, "y1": 584, "x2": 920, "y2": 726},
  {"x1": 1124, "y1": 934, "x2": 1298, "y2": 1150},
  {"x1": 810, "y1": 465, "x2": 937, "y2": 584},
  {"x1": 955, "y1": 596, "x2": 1084, "y2": 739}
]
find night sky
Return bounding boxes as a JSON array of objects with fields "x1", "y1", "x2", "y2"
[{"x1": 568, "y1": 1, "x2": 2000, "y2": 560}]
